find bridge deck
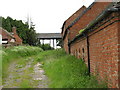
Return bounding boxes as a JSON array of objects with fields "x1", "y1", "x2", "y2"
[{"x1": 37, "y1": 33, "x2": 62, "y2": 39}]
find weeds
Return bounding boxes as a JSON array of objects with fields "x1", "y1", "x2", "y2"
[
  {"x1": 36, "y1": 49, "x2": 107, "y2": 88},
  {"x1": 2, "y1": 46, "x2": 43, "y2": 79},
  {"x1": 2, "y1": 47, "x2": 107, "y2": 88}
]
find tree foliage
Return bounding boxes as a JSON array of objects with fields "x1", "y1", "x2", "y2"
[
  {"x1": 0, "y1": 16, "x2": 37, "y2": 46},
  {"x1": 38, "y1": 44, "x2": 54, "y2": 51},
  {"x1": 56, "y1": 39, "x2": 63, "y2": 48}
]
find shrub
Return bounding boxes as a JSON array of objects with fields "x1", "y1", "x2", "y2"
[
  {"x1": 79, "y1": 29, "x2": 85, "y2": 34},
  {"x1": 38, "y1": 44, "x2": 54, "y2": 51}
]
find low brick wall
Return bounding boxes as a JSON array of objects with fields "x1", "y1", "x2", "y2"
[{"x1": 63, "y1": 33, "x2": 69, "y2": 53}]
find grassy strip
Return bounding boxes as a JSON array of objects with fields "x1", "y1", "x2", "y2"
[
  {"x1": 0, "y1": 46, "x2": 2, "y2": 87},
  {"x1": 2, "y1": 46, "x2": 43, "y2": 79},
  {"x1": 37, "y1": 49, "x2": 107, "y2": 88},
  {"x1": 2, "y1": 56, "x2": 38, "y2": 88}
]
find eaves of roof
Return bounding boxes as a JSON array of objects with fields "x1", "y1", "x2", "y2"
[
  {"x1": 68, "y1": 2, "x2": 120, "y2": 45},
  {"x1": 61, "y1": 6, "x2": 86, "y2": 35},
  {"x1": 62, "y1": 2, "x2": 96, "y2": 40},
  {"x1": 0, "y1": 27, "x2": 14, "y2": 38}
]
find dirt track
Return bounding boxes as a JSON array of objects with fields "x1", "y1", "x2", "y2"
[{"x1": 2, "y1": 57, "x2": 49, "y2": 88}]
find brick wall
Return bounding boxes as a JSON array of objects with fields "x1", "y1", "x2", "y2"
[
  {"x1": 89, "y1": 15, "x2": 119, "y2": 88},
  {"x1": 70, "y1": 37, "x2": 88, "y2": 65},
  {"x1": 117, "y1": 21, "x2": 120, "y2": 88},
  {"x1": 12, "y1": 27, "x2": 22, "y2": 45},
  {"x1": 69, "y1": 2, "x2": 111, "y2": 41},
  {"x1": 0, "y1": 27, "x2": 22, "y2": 46},
  {"x1": 63, "y1": 33, "x2": 69, "y2": 53},
  {"x1": 69, "y1": 12, "x2": 120, "y2": 88},
  {"x1": 62, "y1": 6, "x2": 86, "y2": 38},
  {"x1": 62, "y1": 6, "x2": 86, "y2": 53}
]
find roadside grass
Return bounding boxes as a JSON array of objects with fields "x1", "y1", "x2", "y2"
[
  {"x1": 2, "y1": 46, "x2": 43, "y2": 79},
  {"x1": 0, "y1": 46, "x2": 2, "y2": 87},
  {"x1": 36, "y1": 49, "x2": 107, "y2": 88},
  {"x1": 20, "y1": 80, "x2": 31, "y2": 88},
  {"x1": 2, "y1": 54, "x2": 40, "y2": 88}
]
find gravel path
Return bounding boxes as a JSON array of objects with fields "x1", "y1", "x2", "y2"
[
  {"x1": 2, "y1": 57, "x2": 49, "y2": 88},
  {"x1": 33, "y1": 63, "x2": 48, "y2": 88}
]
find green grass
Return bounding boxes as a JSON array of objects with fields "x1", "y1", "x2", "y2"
[
  {"x1": 0, "y1": 46, "x2": 2, "y2": 87},
  {"x1": 2, "y1": 46, "x2": 43, "y2": 88},
  {"x1": 2, "y1": 46, "x2": 107, "y2": 88},
  {"x1": 20, "y1": 79, "x2": 32, "y2": 88},
  {"x1": 36, "y1": 49, "x2": 107, "y2": 88},
  {"x1": 2, "y1": 46, "x2": 43, "y2": 79}
]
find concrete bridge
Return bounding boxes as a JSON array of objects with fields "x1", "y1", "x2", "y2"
[{"x1": 37, "y1": 33, "x2": 62, "y2": 48}]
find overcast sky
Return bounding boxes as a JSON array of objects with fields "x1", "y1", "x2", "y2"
[{"x1": 0, "y1": 0, "x2": 95, "y2": 33}]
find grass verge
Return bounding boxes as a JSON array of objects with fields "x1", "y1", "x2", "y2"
[
  {"x1": 36, "y1": 49, "x2": 107, "y2": 88},
  {"x1": 2, "y1": 46, "x2": 43, "y2": 79}
]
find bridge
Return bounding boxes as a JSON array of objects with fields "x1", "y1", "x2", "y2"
[{"x1": 37, "y1": 33, "x2": 62, "y2": 48}]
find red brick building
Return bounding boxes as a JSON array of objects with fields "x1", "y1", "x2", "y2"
[
  {"x1": 62, "y1": 2, "x2": 120, "y2": 88},
  {"x1": 12, "y1": 27, "x2": 22, "y2": 45},
  {"x1": 0, "y1": 27, "x2": 22, "y2": 46},
  {"x1": 62, "y1": 5, "x2": 86, "y2": 53}
]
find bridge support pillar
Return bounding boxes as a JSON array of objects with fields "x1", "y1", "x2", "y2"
[
  {"x1": 53, "y1": 39, "x2": 54, "y2": 49},
  {"x1": 49, "y1": 39, "x2": 51, "y2": 46},
  {"x1": 42, "y1": 39, "x2": 44, "y2": 45}
]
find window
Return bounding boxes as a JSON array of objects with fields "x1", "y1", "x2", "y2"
[
  {"x1": 79, "y1": 48, "x2": 80, "y2": 53},
  {"x1": 82, "y1": 48, "x2": 84, "y2": 53},
  {"x1": 82, "y1": 48, "x2": 85, "y2": 61}
]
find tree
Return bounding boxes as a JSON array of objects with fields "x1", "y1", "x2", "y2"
[
  {"x1": 1, "y1": 16, "x2": 37, "y2": 46},
  {"x1": 56, "y1": 39, "x2": 63, "y2": 48}
]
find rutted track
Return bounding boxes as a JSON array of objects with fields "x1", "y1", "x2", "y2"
[{"x1": 2, "y1": 57, "x2": 49, "y2": 88}]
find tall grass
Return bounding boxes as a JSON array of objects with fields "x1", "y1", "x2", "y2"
[
  {"x1": 0, "y1": 45, "x2": 2, "y2": 87},
  {"x1": 2, "y1": 46, "x2": 43, "y2": 79},
  {"x1": 37, "y1": 49, "x2": 107, "y2": 88}
]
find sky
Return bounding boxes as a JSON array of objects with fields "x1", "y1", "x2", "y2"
[{"x1": 0, "y1": 0, "x2": 95, "y2": 33}]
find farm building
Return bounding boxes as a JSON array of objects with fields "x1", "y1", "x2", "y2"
[
  {"x1": 62, "y1": 1, "x2": 120, "y2": 88},
  {"x1": 0, "y1": 27, "x2": 22, "y2": 47}
]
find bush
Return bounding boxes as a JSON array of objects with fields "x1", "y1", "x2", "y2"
[{"x1": 38, "y1": 44, "x2": 54, "y2": 51}]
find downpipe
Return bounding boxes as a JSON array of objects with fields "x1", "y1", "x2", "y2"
[{"x1": 86, "y1": 35, "x2": 90, "y2": 76}]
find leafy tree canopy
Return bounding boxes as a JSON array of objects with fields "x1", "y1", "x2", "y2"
[{"x1": 0, "y1": 16, "x2": 37, "y2": 46}]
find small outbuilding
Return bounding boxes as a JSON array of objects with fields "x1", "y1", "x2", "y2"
[{"x1": 0, "y1": 27, "x2": 22, "y2": 47}]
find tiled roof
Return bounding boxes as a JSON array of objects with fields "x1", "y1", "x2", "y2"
[
  {"x1": 69, "y1": 2, "x2": 120, "y2": 45},
  {"x1": 65, "y1": 6, "x2": 86, "y2": 29},
  {"x1": 0, "y1": 27, "x2": 22, "y2": 44},
  {"x1": 62, "y1": 6, "x2": 86, "y2": 34},
  {"x1": 13, "y1": 34, "x2": 22, "y2": 43},
  {"x1": 0, "y1": 27, "x2": 14, "y2": 39}
]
